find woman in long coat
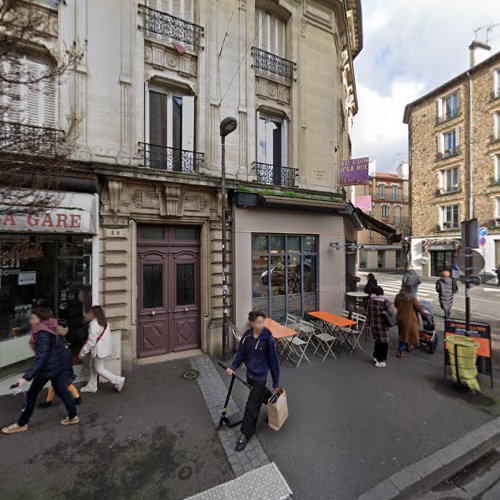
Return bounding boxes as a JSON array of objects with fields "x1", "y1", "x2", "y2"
[
  {"x1": 394, "y1": 286, "x2": 427, "y2": 358},
  {"x1": 366, "y1": 286, "x2": 390, "y2": 367}
]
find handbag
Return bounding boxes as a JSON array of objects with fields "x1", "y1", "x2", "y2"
[
  {"x1": 267, "y1": 388, "x2": 288, "y2": 431},
  {"x1": 382, "y1": 299, "x2": 397, "y2": 327}
]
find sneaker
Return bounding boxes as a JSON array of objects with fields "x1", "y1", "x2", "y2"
[
  {"x1": 80, "y1": 386, "x2": 97, "y2": 393},
  {"x1": 373, "y1": 358, "x2": 377, "y2": 364},
  {"x1": 379, "y1": 362, "x2": 387, "y2": 368},
  {"x1": 2, "y1": 423, "x2": 28, "y2": 435},
  {"x1": 375, "y1": 362, "x2": 383, "y2": 368},
  {"x1": 235, "y1": 433, "x2": 249, "y2": 452},
  {"x1": 115, "y1": 378, "x2": 126, "y2": 393},
  {"x1": 61, "y1": 416, "x2": 80, "y2": 426}
]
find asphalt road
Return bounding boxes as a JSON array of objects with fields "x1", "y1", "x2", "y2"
[{"x1": 359, "y1": 271, "x2": 500, "y2": 328}]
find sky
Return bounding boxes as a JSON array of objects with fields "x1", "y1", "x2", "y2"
[{"x1": 350, "y1": 0, "x2": 500, "y2": 173}]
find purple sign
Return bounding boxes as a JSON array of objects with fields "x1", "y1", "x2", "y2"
[{"x1": 339, "y1": 157, "x2": 370, "y2": 186}]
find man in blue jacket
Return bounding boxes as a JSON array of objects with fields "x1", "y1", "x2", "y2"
[{"x1": 226, "y1": 311, "x2": 280, "y2": 451}]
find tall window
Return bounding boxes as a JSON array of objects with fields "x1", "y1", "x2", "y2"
[
  {"x1": 395, "y1": 250, "x2": 404, "y2": 268},
  {"x1": 377, "y1": 251, "x2": 385, "y2": 268},
  {"x1": 391, "y1": 185, "x2": 398, "y2": 201},
  {"x1": 255, "y1": 9, "x2": 286, "y2": 57},
  {"x1": 251, "y1": 234, "x2": 318, "y2": 323},
  {"x1": 1, "y1": 56, "x2": 56, "y2": 127},
  {"x1": 150, "y1": 0, "x2": 193, "y2": 21},
  {"x1": 440, "y1": 204, "x2": 460, "y2": 229},
  {"x1": 438, "y1": 92, "x2": 459, "y2": 121},
  {"x1": 494, "y1": 69, "x2": 500, "y2": 98},
  {"x1": 378, "y1": 184, "x2": 385, "y2": 199},
  {"x1": 495, "y1": 154, "x2": 500, "y2": 183},
  {"x1": 381, "y1": 204, "x2": 389, "y2": 219},
  {"x1": 439, "y1": 129, "x2": 458, "y2": 155},
  {"x1": 440, "y1": 167, "x2": 460, "y2": 193},
  {"x1": 359, "y1": 250, "x2": 367, "y2": 269},
  {"x1": 496, "y1": 197, "x2": 500, "y2": 220},
  {"x1": 494, "y1": 112, "x2": 500, "y2": 140},
  {"x1": 148, "y1": 88, "x2": 195, "y2": 170}
]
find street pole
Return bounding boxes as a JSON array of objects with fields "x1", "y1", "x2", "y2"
[
  {"x1": 465, "y1": 246, "x2": 472, "y2": 335},
  {"x1": 219, "y1": 117, "x2": 237, "y2": 360}
]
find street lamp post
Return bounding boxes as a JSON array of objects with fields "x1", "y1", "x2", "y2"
[{"x1": 220, "y1": 117, "x2": 237, "y2": 360}]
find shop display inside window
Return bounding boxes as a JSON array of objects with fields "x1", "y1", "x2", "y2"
[
  {"x1": 0, "y1": 235, "x2": 92, "y2": 352},
  {"x1": 251, "y1": 234, "x2": 318, "y2": 322}
]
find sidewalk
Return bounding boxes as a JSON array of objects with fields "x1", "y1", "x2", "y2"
[
  {"x1": 0, "y1": 359, "x2": 233, "y2": 500},
  {"x1": 218, "y1": 335, "x2": 500, "y2": 500}
]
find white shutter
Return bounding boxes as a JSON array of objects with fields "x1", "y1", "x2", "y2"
[
  {"x1": 171, "y1": 0, "x2": 181, "y2": 18},
  {"x1": 181, "y1": 95, "x2": 194, "y2": 151},
  {"x1": 166, "y1": 93, "x2": 173, "y2": 148},
  {"x1": 257, "y1": 115, "x2": 267, "y2": 163},
  {"x1": 282, "y1": 119, "x2": 288, "y2": 166},
  {"x1": 182, "y1": 0, "x2": 192, "y2": 21},
  {"x1": 43, "y1": 77, "x2": 57, "y2": 127}
]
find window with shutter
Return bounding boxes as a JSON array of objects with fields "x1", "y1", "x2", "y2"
[{"x1": 255, "y1": 9, "x2": 286, "y2": 57}]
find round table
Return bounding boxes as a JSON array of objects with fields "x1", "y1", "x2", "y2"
[
  {"x1": 345, "y1": 291, "x2": 369, "y2": 312},
  {"x1": 346, "y1": 292, "x2": 369, "y2": 298}
]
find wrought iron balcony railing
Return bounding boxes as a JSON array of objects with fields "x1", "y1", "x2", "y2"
[
  {"x1": 140, "y1": 5, "x2": 204, "y2": 49},
  {"x1": 253, "y1": 162, "x2": 298, "y2": 187},
  {"x1": 139, "y1": 142, "x2": 204, "y2": 173},
  {"x1": 436, "y1": 146, "x2": 461, "y2": 160},
  {"x1": 251, "y1": 47, "x2": 296, "y2": 82},
  {"x1": 436, "y1": 111, "x2": 460, "y2": 125},
  {"x1": 436, "y1": 186, "x2": 461, "y2": 196},
  {"x1": 0, "y1": 121, "x2": 64, "y2": 156},
  {"x1": 371, "y1": 194, "x2": 409, "y2": 203}
]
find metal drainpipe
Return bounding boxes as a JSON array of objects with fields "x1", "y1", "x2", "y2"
[{"x1": 467, "y1": 71, "x2": 474, "y2": 220}]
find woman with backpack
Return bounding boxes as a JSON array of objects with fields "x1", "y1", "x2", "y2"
[
  {"x1": 79, "y1": 306, "x2": 125, "y2": 393},
  {"x1": 2, "y1": 308, "x2": 79, "y2": 434},
  {"x1": 366, "y1": 286, "x2": 393, "y2": 368}
]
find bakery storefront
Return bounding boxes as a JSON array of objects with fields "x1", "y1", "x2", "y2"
[{"x1": 0, "y1": 192, "x2": 99, "y2": 369}]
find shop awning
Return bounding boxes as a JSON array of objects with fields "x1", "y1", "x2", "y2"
[{"x1": 347, "y1": 204, "x2": 402, "y2": 243}]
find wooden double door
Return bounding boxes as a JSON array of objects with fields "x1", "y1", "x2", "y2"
[{"x1": 137, "y1": 225, "x2": 200, "y2": 358}]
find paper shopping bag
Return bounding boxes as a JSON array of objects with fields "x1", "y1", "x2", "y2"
[{"x1": 267, "y1": 388, "x2": 288, "y2": 431}]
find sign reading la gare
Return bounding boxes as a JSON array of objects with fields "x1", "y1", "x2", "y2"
[{"x1": 0, "y1": 209, "x2": 94, "y2": 234}]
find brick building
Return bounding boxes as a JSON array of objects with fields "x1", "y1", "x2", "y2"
[
  {"x1": 354, "y1": 162, "x2": 409, "y2": 271},
  {"x1": 404, "y1": 43, "x2": 500, "y2": 279}
]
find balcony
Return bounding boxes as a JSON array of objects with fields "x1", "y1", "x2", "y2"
[
  {"x1": 251, "y1": 47, "x2": 296, "y2": 83},
  {"x1": 253, "y1": 162, "x2": 298, "y2": 187},
  {"x1": 140, "y1": 5, "x2": 204, "y2": 49},
  {"x1": 371, "y1": 194, "x2": 409, "y2": 203},
  {"x1": 436, "y1": 146, "x2": 461, "y2": 160},
  {"x1": 436, "y1": 112, "x2": 460, "y2": 126},
  {"x1": 139, "y1": 142, "x2": 204, "y2": 173},
  {"x1": 436, "y1": 186, "x2": 461, "y2": 196},
  {"x1": 0, "y1": 121, "x2": 65, "y2": 157}
]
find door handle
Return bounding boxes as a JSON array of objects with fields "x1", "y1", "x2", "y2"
[
  {"x1": 184, "y1": 308, "x2": 189, "y2": 313},
  {"x1": 150, "y1": 310, "x2": 156, "y2": 317}
]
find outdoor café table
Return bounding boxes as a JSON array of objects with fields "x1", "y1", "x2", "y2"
[
  {"x1": 346, "y1": 291, "x2": 369, "y2": 311},
  {"x1": 308, "y1": 311, "x2": 357, "y2": 353},
  {"x1": 264, "y1": 318, "x2": 297, "y2": 360}
]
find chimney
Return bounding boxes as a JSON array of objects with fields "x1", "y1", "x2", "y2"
[{"x1": 469, "y1": 40, "x2": 491, "y2": 68}]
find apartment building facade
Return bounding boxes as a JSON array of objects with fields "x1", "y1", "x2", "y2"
[
  {"x1": 0, "y1": 0, "x2": 362, "y2": 372},
  {"x1": 354, "y1": 165, "x2": 409, "y2": 271},
  {"x1": 404, "y1": 44, "x2": 500, "y2": 279}
]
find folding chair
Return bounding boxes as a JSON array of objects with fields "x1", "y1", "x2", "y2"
[
  {"x1": 311, "y1": 322, "x2": 338, "y2": 361},
  {"x1": 349, "y1": 312, "x2": 367, "y2": 351},
  {"x1": 283, "y1": 332, "x2": 310, "y2": 367}
]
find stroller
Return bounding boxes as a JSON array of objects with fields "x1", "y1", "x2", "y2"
[{"x1": 418, "y1": 300, "x2": 438, "y2": 354}]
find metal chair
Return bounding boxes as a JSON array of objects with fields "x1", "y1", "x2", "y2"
[{"x1": 349, "y1": 312, "x2": 367, "y2": 351}]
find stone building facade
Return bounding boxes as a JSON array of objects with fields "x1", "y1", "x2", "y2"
[
  {"x1": 354, "y1": 164, "x2": 409, "y2": 271},
  {"x1": 1, "y1": 0, "x2": 363, "y2": 372},
  {"x1": 404, "y1": 46, "x2": 500, "y2": 279}
]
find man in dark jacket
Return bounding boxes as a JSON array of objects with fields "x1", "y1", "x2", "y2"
[
  {"x1": 364, "y1": 273, "x2": 378, "y2": 296},
  {"x1": 227, "y1": 311, "x2": 280, "y2": 452},
  {"x1": 435, "y1": 270, "x2": 458, "y2": 319}
]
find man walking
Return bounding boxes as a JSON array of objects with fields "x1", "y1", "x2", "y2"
[
  {"x1": 435, "y1": 270, "x2": 458, "y2": 319},
  {"x1": 226, "y1": 311, "x2": 280, "y2": 452}
]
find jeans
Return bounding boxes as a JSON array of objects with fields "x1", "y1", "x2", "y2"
[
  {"x1": 241, "y1": 377, "x2": 272, "y2": 439},
  {"x1": 373, "y1": 341, "x2": 388, "y2": 362},
  {"x1": 84, "y1": 357, "x2": 124, "y2": 391},
  {"x1": 18, "y1": 372, "x2": 77, "y2": 426},
  {"x1": 440, "y1": 303, "x2": 451, "y2": 319}
]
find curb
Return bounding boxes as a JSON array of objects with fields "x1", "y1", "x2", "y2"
[{"x1": 357, "y1": 417, "x2": 500, "y2": 499}]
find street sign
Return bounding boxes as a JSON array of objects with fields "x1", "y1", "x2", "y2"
[
  {"x1": 456, "y1": 248, "x2": 485, "y2": 275},
  {"x1": 479, "y1": 227, "x2": 488, "y2": 237}
]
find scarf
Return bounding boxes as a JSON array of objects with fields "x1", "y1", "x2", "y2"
[
  {"x1": 369, "y1": 294, "x2": 386, "y2": 302},
  {"x1": 29, "y1": 318, "x2": 59, "y2": 351}
]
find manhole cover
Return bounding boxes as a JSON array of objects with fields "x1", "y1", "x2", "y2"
[
  {"x1": 181, "y1": 369, "x2": 199, "y2": 380},
  {"x1": 178, "y1": 465, "x2": 192, "y2": 480}
]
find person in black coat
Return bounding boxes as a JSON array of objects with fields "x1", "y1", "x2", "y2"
[
  {"x1": 2, "y1": 308, "x2": 79, "y2": 434},
  {"x1": 364, "y1": 273, "x2": 378, "y2": 296}
]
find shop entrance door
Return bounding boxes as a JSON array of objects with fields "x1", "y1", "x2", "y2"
[
  {"x1": 431, "y1": 250, "x2": 455, "y2": 276},
  {"x1": 137, "y1": 226, "x2": 200, "y2": 358}
]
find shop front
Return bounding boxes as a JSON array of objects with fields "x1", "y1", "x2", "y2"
[
  {"x1": 0, "y1": 192, "x2": 99, "y2": 369},
  {"x1": 232, "y1": 194, "x2": 347, "y2": 334}
]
